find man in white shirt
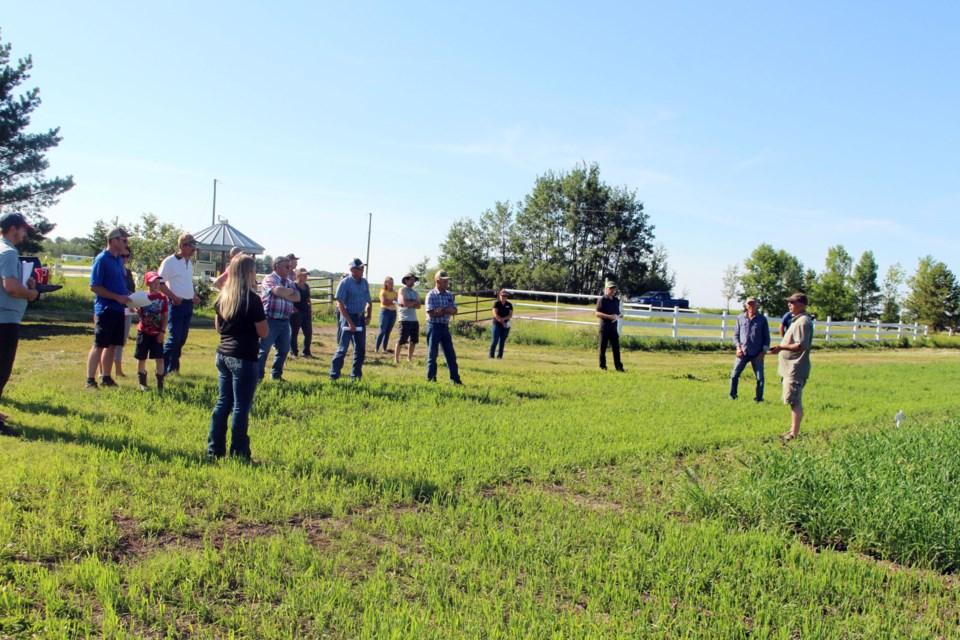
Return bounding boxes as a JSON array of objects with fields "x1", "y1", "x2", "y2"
[{"x1": 158, "y1": 233, "x2": 201, "y2": 374}]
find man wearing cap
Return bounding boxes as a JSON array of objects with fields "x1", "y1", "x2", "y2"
[
  {"x1": 425, "y1": 270, "x2": 462, "y2": 384},
  {"x1": 595, "y1": 279, "x2": 624, "y2": 372},
  {"x1": 0, "y1": 213, "x2": 42, "y2": 434},
  {"x1": 729, "y1": 296, "x2": 770, "y2": 402},
  {"x1": 86, "y1": 226, "x2": 133, "y2": 388},
  {"x1": 394, "y1": 273, "x2": 422, "y2": 363},
  {"x1": 258, "y1": 255, "x2": 300, "y2": 381},
  {"x1": 769, "y1": 293, "x2": 814, "y2": 441},
  {"x1": 330, "y1": 258, "x2": 372, "y2": 381},
  {"x1": 158, "y1": 233, "x2": 201, "y2": 374}
]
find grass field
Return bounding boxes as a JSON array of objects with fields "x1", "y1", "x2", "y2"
[{"x1": 2, "y1": 304, "x2": 960, "y2": 637}]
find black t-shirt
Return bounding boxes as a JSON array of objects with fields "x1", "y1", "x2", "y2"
[
  {"x1": 493, "y1": 300, "x2": 513, "y2": 319},
  {"x1": 293, "y1": 283, "x2": 311, "y2": 314},
  {"x1": 216, "y1": 290, "x2": 267, "y2": 361},
  {"x1": 596, "y1": 295, "x2": 621, "y2": 327}
]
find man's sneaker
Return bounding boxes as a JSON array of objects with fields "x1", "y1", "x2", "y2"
[
  {"x1": 100, "y1": 376, "x2": 118, "y2": 388},
  {"x1": 728, "y1": 393, "x2": 738, "y2": 400},
  {"x1": 452, "y1": 380, "x2": 464, "y2": 386},
  {"x1": 85, "y1": 378, "x2": 99, "y2": 389},
  {"x1": 271, "y1": 376, "x2": 286, "y2": 383}
]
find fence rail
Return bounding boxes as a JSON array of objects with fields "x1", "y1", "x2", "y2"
[{"x1": 495, "y1": 288, "x2": 928, "y2": 342}]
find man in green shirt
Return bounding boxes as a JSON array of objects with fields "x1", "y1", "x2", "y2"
[{"x1": 769, "y1": 292, "x2": 813, "y2": 441}]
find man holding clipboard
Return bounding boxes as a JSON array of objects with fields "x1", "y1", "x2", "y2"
[{"x1": 0, "y1": 213, "x2": 42, "y2": 435}]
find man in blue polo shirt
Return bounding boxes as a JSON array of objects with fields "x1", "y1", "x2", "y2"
[
  {"x1": 329, "y1": 258, "x2": 372, "y2": 381},
  {"x1": 86, "y1": 227, "x2": 132, "y2": 388}
]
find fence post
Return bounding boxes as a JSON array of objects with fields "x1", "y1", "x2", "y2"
[
  {"x1": 672, "y1": 307, "x2": 679, "y2": 339},
  {"x1": 555, "y1": 293, "x2": 559, "y2": 327},
  {"x1": 913, "y1": 322, "x2": 919, "y2": 340},
  {"x1": 875, "y1": 319, "x2": 881, "y2": 342},
  {"x1": 825, "y1": 316, "x2": 832, "y2": 341},
  {"x1": 618, "y1": 299, "x2": 623, "y2": 335},
  {"x1": 897, "y1": 320, "x2": 903, "y2": 340},
  {"x1": 853, "y1": 317, "x2": 859, "y2": 341},
  {"x1": 720, "y1": 310, "x2": 727, "y2": 341}
]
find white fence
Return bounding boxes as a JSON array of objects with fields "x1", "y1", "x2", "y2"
[{"x1": 503, "y1": 289, "x2": 928, "y2": 342}]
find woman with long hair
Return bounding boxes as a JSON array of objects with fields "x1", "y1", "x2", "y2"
[
  {"x1": 208, "y1": 255, "x2": 268, "y2": 460},
  {"x1": 374, "y1": 276, "x2": 398, "y2": 353}
]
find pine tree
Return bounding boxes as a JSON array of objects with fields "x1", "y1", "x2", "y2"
[{"x1": 0, "y1": 31, "x2": 74, "y2": 253}]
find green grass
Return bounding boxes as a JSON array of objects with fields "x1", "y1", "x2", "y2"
[
  {"x1": 682, "y1": 419, "x2": 960, "y2": 572},
  {"x1": 2, "y1": 313, "x2": 960, "y2": 637}
]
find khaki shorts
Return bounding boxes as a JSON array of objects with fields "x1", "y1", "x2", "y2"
[{"x1": 781, "y1": 375, "x2": 806, "y2": 405}]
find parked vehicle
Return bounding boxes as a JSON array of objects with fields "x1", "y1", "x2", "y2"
[{"x1": 627, "y1": 291, "x2": 689, "y2": 309}]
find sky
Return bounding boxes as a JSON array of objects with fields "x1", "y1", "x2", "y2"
[{"x1": 5, "y1": 2, "x2": 959, "y2": 307}]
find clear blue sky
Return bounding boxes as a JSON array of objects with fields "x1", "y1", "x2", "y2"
[{"x1": 6, "y1": 2, "x2": 958, "y2": 306}]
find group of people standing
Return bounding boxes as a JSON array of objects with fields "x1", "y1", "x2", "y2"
[
  {"x1": 1, "y1": 216, "x2": 812, "y2": 455},
  {"x1": 598, "y1": 278, "x2": 813, "y2": 441}
]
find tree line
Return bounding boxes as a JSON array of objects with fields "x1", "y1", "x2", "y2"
[
  {"x1": 724, "y1": 244, "x2": 960, "y2": 331},
  {"x1": 437, "y1": 162, "x2": 674, "y2": 296}
]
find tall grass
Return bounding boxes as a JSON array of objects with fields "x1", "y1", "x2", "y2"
[{"x1": 683, "y1": 421, "x2": 960, "y2": 572}]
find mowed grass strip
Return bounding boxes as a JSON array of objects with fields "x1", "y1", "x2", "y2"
[{"x1": 2, "y1": 314, "x2": 960, "y2": 637}]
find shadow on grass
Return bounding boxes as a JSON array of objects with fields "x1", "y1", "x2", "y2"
[
  {"x1": 7, "y1": 397, "x2": 450, "y2": 505},
  {"x1": 19, "y1": 322, "x2": 91, "y2": 340},
  {"x1": 8, "y1": 399, "x2": 201, "y2": 464}
]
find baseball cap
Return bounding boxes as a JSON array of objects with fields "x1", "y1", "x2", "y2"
[
  {"x1": 785, "y1": 292, "x2": 808, "y2": 304},
  {"x1": 604, "y1": 279, "x2": 617, "y2": 289},
  {"x1": 435, "y1": 269, "x2": 451, "y2": 281},
  {"x1": 745, "y1": 296, "x2": 757, "y2": 304},
  {"x1": 144, "y1": 271, "x2": 165, "y2": 284},
  {"x1": 107, "y1": 226, "x2": 131, "y2": 240},
  {"x1": 348, "y1": 258, "x2": 365, "y2": 269},
  {"x1": 178, "y1": 233, "x2": 197, "y2": 246},
  {"x1": 286, "y1": 253, "x2": 300, "y2": 260},
  {"x1": 0, "y1": 212, "x2": 34, "y2": 231}
]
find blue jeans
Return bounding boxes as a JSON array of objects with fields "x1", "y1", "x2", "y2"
[
  {"x1": 330, "y1": 313, "x2": 367, "y2": 380},
  {"x1": 489, "y1": 322, "x2": 510, "y2": 358},
  {"x1": 427, "y1": 323, "x2": 460, "y2": 382},
  {"x1": 208, "y1": 354, "x2": 260, "y2": 458},
  {"x1": 730, "y1": 353, "x2": 765, "y2": 400},
  {"x1": 163, "y1": 299, "x2": 194, "y2": 373},
  {"x1": 375, "y1": 308, "x2": 397, "y2": 352},
  {"x1": 258, "y1": 318, "x2": 291, "y2": 380}
]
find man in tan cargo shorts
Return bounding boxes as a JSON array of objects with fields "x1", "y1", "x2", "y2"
[{"x1": 768, "y1": 292, "x2": 813, "y2": 442}]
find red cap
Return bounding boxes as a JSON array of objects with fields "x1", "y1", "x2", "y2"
[{"x1": 144, "y1": 271, "x2": 164, "y2": 284}]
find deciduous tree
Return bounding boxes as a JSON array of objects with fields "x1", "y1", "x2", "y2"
[
  {"x1": 903, "y1": 256, "x2": 960, "y2": 332},
  {"x1": 809, "y1": 245, "x2": 856, "y2": 320},
  {"x1": 880, "y1": 263, "x2": 905, "y2": 324},
  {"x1": 721, "y1": 263, "x2": 741, "y2": 312},
  {"x1": 739, "y1": 244, "x2": 804, "y2": 316}
]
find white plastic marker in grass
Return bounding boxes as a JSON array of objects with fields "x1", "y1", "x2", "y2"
[{"x1": 895, "y1": 410, "x2": 904, "y2": 429}]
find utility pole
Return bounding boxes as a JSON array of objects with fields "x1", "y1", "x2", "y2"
[
  {"x1": 365, "y1": 212, "x2": 372, "y2": 276},
  {"x1": 211, "y1": 179, "x2": 219, "y2": 226}
]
